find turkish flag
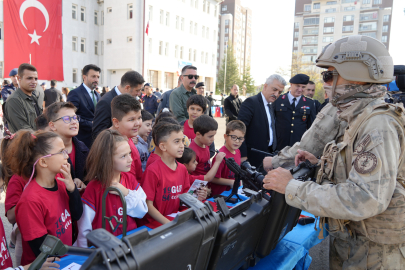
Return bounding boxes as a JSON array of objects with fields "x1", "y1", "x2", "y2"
[
  {"x1": 4, "y1": 0, "x2": 63, "y2": 81},
  {"x1": 146, "y1": 21, "x2": 149, "y2": 35}
]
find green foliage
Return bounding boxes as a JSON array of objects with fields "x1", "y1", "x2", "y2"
[
  {"x1": 217, "y1": 45, "x2": 241, "y2": 95},
  {"x1": 238, "y1": 65, "x2": 255, "y2": 96}
]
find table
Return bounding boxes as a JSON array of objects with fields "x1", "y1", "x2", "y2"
[{"x1": 57, "y1": 191, "x2": 328, "y2": 270}]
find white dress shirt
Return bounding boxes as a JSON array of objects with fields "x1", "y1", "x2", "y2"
[
  {"x1": 261, "y1": 92, "x2": 273, "y2": 146},
  {"x1": 82, "y1": 83, "x2": 97, "y2": 103},
  {"x1": 287, "y1": 91, "x2": 301, "y2": 107},
  {"x1": 115, "y1": 86, "x2": 122, "y2": 96}
]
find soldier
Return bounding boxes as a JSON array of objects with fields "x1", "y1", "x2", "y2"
[
  {"x1": 1, "y1": 68, "x2": 18, "y2": 104},
  {"x1": 303, "y1": 80, "x2": 322, "y2": 113},
  {"x1": 264, "y1": 35, "x2": 405, "y2": 269},
  {"x1": 272, "y1": 74, "x2": 316, "y2": 151}
]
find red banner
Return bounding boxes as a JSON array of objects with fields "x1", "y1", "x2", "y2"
[{"x1": 4, "y1": 0, "x2": 63, "y2": 81}]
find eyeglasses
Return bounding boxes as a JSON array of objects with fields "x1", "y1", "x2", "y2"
[
  {"x1": 321, "y1": 71, "x2": 334, "y2": 83},
  {"x1": 184, "y1": 74, "x2": 200, "y2": 80},
  {"x1": 226, "y1": 134, "x2": 245, "y2": 142},
  {"x1": 53, "y1": 115, "x2": 80, "y2": 124}
]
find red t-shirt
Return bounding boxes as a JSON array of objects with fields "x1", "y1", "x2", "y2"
[
  {"x1": 209, "y1": 146, "x2": 241, "y2": 197},
  {"x1": 129, "y1": 138, "x2": 143, "y2": 183},
  {"x1": 5, "y1": 175, "x2": 27, "y2": 216},
  {"x1": 188, "y1": 174, "x2": 205, "y2": 186},
  {"x1": 189, "y1": 141, "x2": 211, "y2": 176},
  {"x1": 68, "y1": 142, "x2": 76, "y2": 169},
  {"x1": 16, "y1": 180, "x2": 73, "y2": 264},
  {"x1": 81, "y1": 172, "x2": 139, "y2": 236},
  {"x1": 140, "y1": 159, "x2": 190, "y2": 225},
  {"x1": 183, "y1": 120, "x2": 196, "y2": 141},
  {"x1": 144, "y1": 152, "x2": 161, "y2": 173},
  {"x1": 0, "y1": 219, "x2": 13, "y2": 269}
]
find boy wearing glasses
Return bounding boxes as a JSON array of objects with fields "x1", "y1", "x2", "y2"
[
  {"x1": 210, "y1": 120, "x2": 246, "y2": 197},
  {"x1": 46, "y1": 102, "x2": 88, "y2": 188}
]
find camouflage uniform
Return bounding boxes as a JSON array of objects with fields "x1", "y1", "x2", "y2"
[{"x1": 285, "y1": 84, "x2": 405, "y2": 269}]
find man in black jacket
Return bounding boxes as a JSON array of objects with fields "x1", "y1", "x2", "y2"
[
  {"x1": 92, "y1": 71, "x2": 144, "y2": 141},
  {"x1": 224, "y1": 84, "x2": 242, "y2": 124}
]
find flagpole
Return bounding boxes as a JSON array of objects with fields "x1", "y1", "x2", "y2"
[
  {"x1": 223, "y1": 43, "x2": 227, "y2": 94},
  {"x1": 29, "y1": 54, "x2": 31, "y2": 64}
]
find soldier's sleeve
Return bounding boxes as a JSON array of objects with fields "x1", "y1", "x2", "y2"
[{"x1": 285, "y1": 114, "x2": 403, "y2": 221}]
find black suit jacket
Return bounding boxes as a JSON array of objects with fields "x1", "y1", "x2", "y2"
[
  {"x1": 67, "y1": 84, "x2": 100, "y2": 147},
  {"x1": 68, "y1": 137, "x2": 89, "y2": 182},
  {"x1": 92, "y1": 88, "x2": 118, "y2": 141},
  {"x1": 238, "y1": 93, "x2": 277, "y2": 168}
]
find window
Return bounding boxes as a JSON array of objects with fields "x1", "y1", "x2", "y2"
[
  {"x1": 207, "y1": 2, "x2": 210, "y2": 14},
  {"x1": 326, "y1": 1, "x2": 337, "y2": 4},
  {"x1": 159, "y1": 41, "x2": 163, "y2": 55},
  {"x1": 107, "y1": 7, "x2": 112, "y2": 13},
  {"x1": 175, "y1": 45, "x2": 179, "y2": 57},
  {"x1": 203, "y1": 0, "x2": 206, "y2": 12},
  {"x1": 149, "y1": 6, "x2": 153, "y2": 21},
  {"x1": 72, "y1": 4, "x2": 77, "y2": 20},
  {"x1": 361, "y1": 32, "x2": 376, "y2": 38},
  {"x1": 149, "y1": 38, "x2": 152, "y2": 53},
  {"x1": 81, "y1": 7, "x2": 85, "y2": 22},
  {"x1": 323, "y1": 27, "x2": 334, "y2": 33},
  {"x1": 302, "y1": 46, "x2": 318, "y2": 54},
  {"x1": 302, "y1": 36, "x2": 318, "y2": 44},
  {"x1": 225, "y1": 19, "x2": 229, "y2": 26},
  {"x1": 176, "y1": 16, "x2": 179, "y2": 29},
  {"x1": 373, "y1": 0, "x2": 382, "y2": 4},
  {"x1": 128, "y1": 4, "x2": 133, "y2": 19},
  {"x1": 324, "y1": 17, "x2": 335, "y2": 23},
  {"x1": 303, "y1": 27, "x2": 319, "y2": 35},
  {"x1": 325, "y1": 8, "x2": 336, "y2": 13},
  {"x1": 94, "y1": 11, "x2": 98, "y2": 25},
  {"x1": 72, "y1": 37, "x2": 78, "y2": 51},
  {"x1": 206, "y1": 27, "x2": 209, "y2": 39},
  {"x1": 344, "y1": 15, "x2": 354, "y2": 21},
  {"x1": 381, "y1": 36, "x2": 387, "y2": 43},
  {"x1": 94, "y1": 41, "x2": 98, "y2": 55},
  {"x1": 80, "y1": 38, "x2": 86, "y2": 52},
  {"x1": 202, "y1": 26, "x2": 205, "y2": 37},
  {"x1": 222, "y1": 5, "x2": 227, "y2": 11},
  {"x1": 383, "y1": 15, "x2": 390, "y2": 22},
  {"x1": 363, "y1": 0, "x2": 371, "y2": 3},
  {"x1": 194, "y1": 50, "x2": 197, "y2": 61},
  {"x1": 189, "y1": 48, "x2": 192, "y2": 61},
  {"x1": 293, "y1": 41, "x2": 298, "y2": 47},
  {"x1": 165, "y1": 42, "x2": 169, "y2": 56},
  {"x1": 360, "y1": 12, "x2": 378, "y2": 21},
  {"x1": 194, "y1": 23, "x2": 197, "y2": 35},
  {"x1": 181, "y1": 18, "x2": 184, "y2": 31},
  {"x1": 294, "y1": 22, "x2": 300, "y2": 28},
  {"x1": 304, "y1": 5, "x2": 311, "y2": 11},
  {"x1": 107, "y1": 38, "x2": 112, "y2": 44},
  {"x1": 383, "y1": 25, "x2": 388, "y2": 32},
  {"x1": 344, "y1": 6, "x2": 355, "y2": 11},
  {"x1": 214, "y1": 5, "x2": 217, "y2": 16},
  {"x1": 180, "y1": 46, "x2": 184, "y2": 59},
  {"x1": 313, "y1": 3, "x2": 320, "y2": 9},
  {"x1": 166, "y1": 12, "x2": 170, "y2": 26},
  {"x1": 304, "y1": 17, "x2": 319, "y2": 25},
  {"x1": 205, "y1": 52, "x2": 208, "y2": 64},
  {"x1": 294, "y1": 31, "x2": 299, "y2": 37},
  {"x1": 160, "y1": 10, "x2": 164, "y2": 24},
  {"x1": 359, "y1": 22, "x2": 377, "y2": 31},
  {"x1": 190, "y1": 21, "x2": 193, "y2": 34},
  {"x1": 100, "y1": 41, "x2": 103, "y2": 55},
  {"x1": 342, "y1": 25, "x2": 354, "y2": 32},
  {"x1": 302, "y1": 55, "x2": 317, "y2": 63},
  {"x1": 127, "y1": 36, "x2": 133, "y2": 42},
  {"x1": 73, "y1": 69, "x2": 78, "y2": 83},
  {"x1": 101, "y1": 11, "x2": 104, "y2": 25},
  {"x1": 201, "y1": 52, "x2": 204, "y2": 63},
  {"x1": 342, "y1": 0, "x2": 355, "y2": 3},
  {"x1": 323, "y1": 36, "x2": 334, "y2": 42}
]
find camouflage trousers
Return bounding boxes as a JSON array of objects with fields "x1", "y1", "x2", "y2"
[{"x1": 330, "y1": 234, "x2": 405, "y2": 270}]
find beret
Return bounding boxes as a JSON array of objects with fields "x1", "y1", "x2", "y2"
[
  {"x1": 9, "y1": 68, "x2": 18, "y2": 77},
  {"x1": 196, "y1": 82, "x2": 205, "y2": 88},
  {"x1": 289, "y1": 74, "x2": 310, "y2": 84}
]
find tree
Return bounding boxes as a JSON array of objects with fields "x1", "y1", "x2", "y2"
[
  {"x1": 216, "y1": 45, "x2": 240, "y2": 95},
  {"x1": 238, "y1": 65, "x2": 255, "y2": 96}
]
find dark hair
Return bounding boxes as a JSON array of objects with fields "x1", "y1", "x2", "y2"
[
  {"x1": 35, "y1": 114, "x2": 49, "y2": 131},
  {"x1": 6, "y1": 130, "x2": 60, "y2": 180},
  {"x1": 151, "y1": 118, "x2": 180, "y2": 146},
  {"x1": 62, "y1": 87, "x2": 69, "y2": 96},
  {"x1": 111, "y1": 94, "x2": 141, "y2": 121},
  {"x1": 1, "y1": 137, "x2": 15, "y2": 190},
  {"x1": 186, "y1": 95, "x2": 207, "y2": 113},
  {"x1": 50, "y1": 80, "x2": 56, "y2": 87},
  {"x1": 85, "y1": 129, "x2": 127, "y2": 187},
  {"x1": 3, "y1": 80, "x2": 9, "y2": 85},
  {"x1": 181, "y1": 65, "x2": 197, "y2": 75},
  {"x1": 120, "y1": 71, "x2": 145, "y2": 88},
  {"x1": 45, "y1": 102, "x2": 77, "y2": 122},
  {"x1": 18, "y1": 63, "x2": 37, "y2": 78},
  {"x1": 141, "y1": 110, "x2": 154, "y2": 122},
  {"x1": 176, "y1": 147, "x2": 196, "y2": 164},
  {"x1": 155, "y1": 111, "x2": 176, "y2": 124},
  {"x1": 153, "y1": 123, "x2": 183, "y2": 146},
  {"x1": 102, "y1": 87, "x2": 108, "y2": 94},
  {"x1": 82, "y1": 64, "x2": 101, "y2": 76},
  {"x1": 193, "y1": 115, "x2": 218, "y2": 136},
  {"x1": 226, "y1": 120, "x2": 246, "y2": 134},
  {"x1": 308, "y1": 80, "x2": 315, "y2": 85}
]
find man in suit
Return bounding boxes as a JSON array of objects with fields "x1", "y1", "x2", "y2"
[
  {"x1": 272, "y1": 74, "x2": 317, "y2": 151},
  {"x1": 238, "y1": 74, "x2": 286, "y2": 168},
  {"x1": 67, "y1": 64, "x2": 101, "y2": 148},
  {"x1": 92, "y1": 70, "x2": 144, "y2": 141},
  {"x1": 303, "y1": 80, "x2": 322, "y2": 113},
  {"x1": 224, "y1": 84, "x2": 242, "y2": 124}
]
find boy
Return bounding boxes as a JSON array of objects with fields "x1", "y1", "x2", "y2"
[
  {"x1": 136, "y1": 110, "x2": 153, "y2": 172},
  {"x1": 111, "y1": 94, "x2": 143, "y2": 182},
  {"x1": 141, "y1": 123, "x2": 195, "y2": 225},
  {"x1": 46, "y1": 102, "x2": 88, "y2": 187},
  {"x1": 189, "y1": 115, "x2": 218, "y2": 176},
  {"x1": 210, "y1": 120, "x2": 246, "y2": 197},
  {"x1": 181, "y1": 95, "x2": 207, "y2": 141}
]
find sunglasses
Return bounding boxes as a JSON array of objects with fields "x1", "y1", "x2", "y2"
[
  {"x1": 321, "y1": 71, "x2": 334, "y2": 83},
  {"x1": 53, "y1": 115, "x2": 80, "y2": 124},
  {"x1": 184, "y1": 74, "x2": 200, "y2": 80}
]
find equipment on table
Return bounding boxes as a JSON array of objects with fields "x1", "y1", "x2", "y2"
[
  {"x1": 385, "y1": 65, "x2": 405, "y2": 105},
  {"x1": 102, "y1": 186, "x2": 127, "y2": 236}
]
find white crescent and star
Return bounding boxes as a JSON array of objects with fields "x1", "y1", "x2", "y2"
[{"x1": 19, "y1": 0, "x2": 50, "y2": 45}]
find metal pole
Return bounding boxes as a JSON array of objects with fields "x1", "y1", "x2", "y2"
[{"x1": 223, "y1": 44, "x2": 227, "y2": 94}]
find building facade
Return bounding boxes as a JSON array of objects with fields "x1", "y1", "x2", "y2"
[
  {"x1": 217, "y1": 0, "x2": 252, "y2": 78},
  {"x1": 293, "y1": 0, "x2": 393, "y2": 64}
]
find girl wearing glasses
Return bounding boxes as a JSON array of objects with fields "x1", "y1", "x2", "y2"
[{"x1": 7, "y1": 130, "x2": 82, "y2": 264}]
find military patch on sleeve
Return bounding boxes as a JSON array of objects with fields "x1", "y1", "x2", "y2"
[
  {"x1": 354, "y1": 134, "x2": 371, "y2": 155},
  {"x1": 354, "y1": 151, "x2": 378, "y2": 174}
]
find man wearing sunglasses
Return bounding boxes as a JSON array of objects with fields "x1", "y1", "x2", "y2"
[
  {"x1": 169, "y1": 65, "x2": 198, "y2": 122},
  {"x1": 264, "y1": 36, "x2": 405, "y2": 269}
]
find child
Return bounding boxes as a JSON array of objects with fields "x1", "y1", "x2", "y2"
[
  {"x1": 189, "y1": 115, "x2": 218, "y2": 176},
  {"x1": 181, "y1": 95, "x2": 207, "y2": 141},
  {"x1": 35, "y1": 114, "x2": 51, "y2": 132},
  {"x1": 210, "y1": 120, "x2": 246, "y2": 197},
  {"x1": 76, "y1": 130, "x2": 148, "y2": 247},
  {"x1": 10, "y1": 131, "x2": 82, "y2": 264},
  {"x1": 141, "y1": 123, "x2": 196, "y2": 225},
  {"x1": 136, "y1": 110, "x2": 153, "y2": 172},
  {"x1": 111, "y1": 94, "x2": 143, "y2": 182},
  {"x1": 46, "y1": 102, "x2": 88, "y2": 187}
]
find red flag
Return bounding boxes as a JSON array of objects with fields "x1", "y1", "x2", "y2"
[
  {"x1": 146, "y1": 21, "x2": 149, "y2": 35},
  {"x1": 4, "y1": 0, "x2": 63, "y2": 80}
]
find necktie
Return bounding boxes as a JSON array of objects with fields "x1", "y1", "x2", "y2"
[
  {"x1": 91, "y1": 90, "x2": 97, "y2": 108},
  {"x1": 291, "y1": 98, "x2": 296, "y2": 110}
]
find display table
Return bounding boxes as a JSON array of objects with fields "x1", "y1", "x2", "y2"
[{"x1": 57, "y1": 191, "x2": 328, "y2": 270}]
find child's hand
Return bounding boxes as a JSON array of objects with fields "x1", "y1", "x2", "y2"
[
  {"x1": 132, "y1": 136, "x2": 139, "y2": 145},
  {"x1": 215, "y1": 152, "x2": 226, "y2": 163},
  {"x1": 196, "y1": 187, "x2": 208, "y2": 201},
  {"x1": 57, "y1": 163, "x2": 75, "y2": 192},
  {"x1": 74, "y1": 178, "x2": 86, "y2": 189},
  {"x1": 24, "y1": 256, "x2": 61, "y2": 270},
  {"x1": 110, "y1": 182, "x2": 129, "y2": 196}
]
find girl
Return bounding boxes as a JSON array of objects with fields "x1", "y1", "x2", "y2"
[
  {"x1": 76, "y1": 130, "x2": 148, "y2": 247},
  {"x1": 9, "y1": 130, "x2": 82, "y2": 265}
]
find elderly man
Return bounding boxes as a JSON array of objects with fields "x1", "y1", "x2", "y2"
[
  {"x1": 303, "y1": 80, "x2": 322, "y2": 113},
  {"x1": 224, "y1": 84, "x2": 242, "y2": 124},
  {"x1": 169, "y1": 65, "x2": 198, "y2": 122},
  {"x1": 238, "y1": 74, "x2": 286, "y2": 167},
  {"x1": 272, "y1": 74, "x2": 316, "y2": 151}
]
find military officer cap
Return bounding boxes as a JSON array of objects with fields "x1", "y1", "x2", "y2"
[
  {"x1": 9, "y1": 68, "x2": 18, "y2": 77},
  {"x1": 289, "y1": 74, "x2": 310, "y2": 85},
  {"x1": 196, "y1": 82, "x2": 205, "y2": 88}
]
